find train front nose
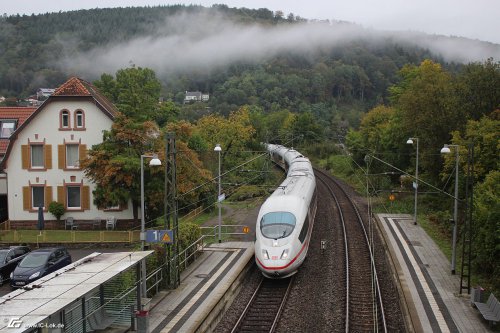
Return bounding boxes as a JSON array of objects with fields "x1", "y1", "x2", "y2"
[{"x1": 256, "y1": 247, "x2": 295, "y2": 278}]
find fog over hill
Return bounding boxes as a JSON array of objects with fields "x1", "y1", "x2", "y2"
[{"x1": 58, "y1": 11, "x2": 500, "y2": 79}]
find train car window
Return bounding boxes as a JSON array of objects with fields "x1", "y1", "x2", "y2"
[
  {"x1": 299, "y1": 216, "x2": 309, "y2": 243},
  {"x1": 260, "y1": 212, "x2": 296, "y2": 239}
]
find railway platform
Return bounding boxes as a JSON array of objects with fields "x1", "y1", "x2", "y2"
[
  {"x1": 377, "y1": 214, "x2": 490, "y2": 333},
  {"x1": 147, "y1": 241, "x2": 254, "y2": 333}
]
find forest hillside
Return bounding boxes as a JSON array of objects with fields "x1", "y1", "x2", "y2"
[{"x1": 1, "y1": 5, "x2": 499, "y2": 131}]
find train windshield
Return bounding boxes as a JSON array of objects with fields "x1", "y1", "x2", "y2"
[{"x1": 260, "y1": 212, "x2": 296, "y2": 239}]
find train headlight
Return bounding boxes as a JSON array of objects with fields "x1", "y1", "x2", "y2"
[
  {"x1": 262, "y1": 250, "x2": 269, "y2": 260},
  {"x1": 281, "y1": 249, "x2": 289, "y2": 259}
]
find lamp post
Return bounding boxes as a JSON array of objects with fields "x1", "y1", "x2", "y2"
[
  {"x1": 214, "y1": 144, "x2": 222, "y2": 243},
  {"x1": 406, "y1": 137, "x2": 419, "y2": 225},
  {"x1": 140, "y1": 154, "x2": 161, "y2": 298},
  {"x1": 441, "y1": 144, "x2": 459, "y2": 275}
]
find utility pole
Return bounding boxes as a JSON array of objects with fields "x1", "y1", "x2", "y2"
[
  {"x1": 164, "y1": 133, "x2": 179, "y2": 289},
  {"x1": 460, "y1": 143, "x2": 474, "y2": 294}
]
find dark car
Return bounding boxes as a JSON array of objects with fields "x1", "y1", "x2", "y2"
[
  {"x1": 10, "y1": 247, "x2": 72, "y2": 288},
  {"x1": 0, "y1": 246, "x2": 31, "y2": 285}
]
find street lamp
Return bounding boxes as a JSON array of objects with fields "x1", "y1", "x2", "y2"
[
  {"x1": 140, "y1": 154, "x2": 161, "y2": 297},
  {"x1": 214, "y1": 144, "x2": 222, "y2": 243},
  {"x1": 407, "y1": 137, "x2": 419, "y2": 225},
  {"x1": 441, "y1": 144, "x2": 459, "y2": 274}
]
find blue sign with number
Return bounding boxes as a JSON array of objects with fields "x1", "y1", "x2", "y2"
[{"x1": 146, "y1": 230, "x2": 174, "y2": 244}]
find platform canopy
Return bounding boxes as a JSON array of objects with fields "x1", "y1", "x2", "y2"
[{"x1": 0, "y1": 251, "x2": 153, "y2": 332}]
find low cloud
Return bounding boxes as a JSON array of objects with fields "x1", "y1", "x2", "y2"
[{"x1": 57, "y1": 11, "x2": 500, "y2": 79}]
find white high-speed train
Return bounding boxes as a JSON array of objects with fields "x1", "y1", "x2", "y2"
[{"x1": 255, "y1": 144, "x2": 317, "y2": 278}]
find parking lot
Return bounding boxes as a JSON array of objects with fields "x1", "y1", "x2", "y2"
[{"x1": 0, "y1": 245, "x2": 136, "y2": 297}]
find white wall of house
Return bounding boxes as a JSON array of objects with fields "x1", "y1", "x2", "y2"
[
  {"x1": 5, "y1": 100, "x2": 134, "y2": 222},
  {"x1": 0, "y1": 174, "x2": 6, "y2": 194}
]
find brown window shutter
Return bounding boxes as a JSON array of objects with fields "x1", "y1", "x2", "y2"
[
  {"x1": 44, "y1": 186, "x2": 53, "y2": 208},
  {"x1": 23, "y1": 186, "x2": 31, "y2": 210},
  {"x1": 22, "y1": 145, "x2": 29, "y2": 169},
  {"x1": 57, "y1": 186, "x2": 65, "y2": 206},
  {"x1": 58, "y1": 145, "x2": 65, "y2": 169},
  {"x1": 44, "y1": 144, "x2": 52, "y2": 169},
  {"x1": 82, "y1": 186, "x2": 90, "y2": 210},
  {"x1": 79, "y1": 144, "x2": 87, "y2": 167}
]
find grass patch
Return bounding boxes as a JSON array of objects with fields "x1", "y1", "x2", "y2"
[
  {"x1": 44, "y1": 230, "x2": 74, "y2": 242},
  {"x1": 225, "y1": 198, "x2": 264, "y2": 210},
  {"x1": 181, "y1": 209, "x2": 218, "y2": 226},
  {"x1": 230, "y1": 185, "x2": 267, "y2": 201}
]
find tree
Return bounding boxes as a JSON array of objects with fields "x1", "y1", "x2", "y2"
[
  {"x1": 259, "y1": 109, "x2": 295, "y2": 142},
  {"x1": 93, "y1": 67, "x2": 162, "y2": 121},
  {"x1": 455, "y1": 58, "x2": 500, "y2": 121},
  {"x1": 81, "y1": 115, "x2": 163, "y2": 222},
  {"x1": 472, "y1": 170, "x2": 500, "y2": 287},
  {"x1": 93, "y1": 73, "x2": 117, "y2": 101},
  {"x1": 291, "y1": 111, "x2": 323, "y2": 143},
  {"x1": 391, "y1": 60, "x2": 462, "y2": 180},
  {"x1": 195, "y1": 106, "x2": 256, "y2": 189},
  {"x1": 195, "y1": 106, "x2": 255, "y2": 155},
  {"x1": 444, "y1": 110, "x2": 500, "y2": 182},
  {"x1": 346, "y1": 105, "x2": 408, "y2": 173}
]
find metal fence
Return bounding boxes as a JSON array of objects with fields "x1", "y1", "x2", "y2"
[
  {"x1": 200, "y1": 224, "x2": 251, "y2": 241},
  {"x1": 0, "y1": 230, "x2": 141, "y2": 243},
  {"x1": 0, "y1": 224, "x2": 249, "y2": 245},
  {"x1": 0, "y1": 220, "x2": 9, "y2": 230}
]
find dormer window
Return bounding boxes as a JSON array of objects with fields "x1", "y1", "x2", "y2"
[
  {"x1": 75, "y1": 110, "x2": 85, "y2": 129},
  {"x1": 0, "y1": 120, "x2": 16, "y2": 138},
  {"x1": 60, "y1": 110, "x2": 70, "y2": 130}
]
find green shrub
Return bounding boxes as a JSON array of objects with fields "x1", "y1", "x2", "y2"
[
  {"x1": 178, "y1": 222, "x2": 202, "y2": 250},
  {"x1": 48, "y1": 201, "x2": 65, "y2": 221}
]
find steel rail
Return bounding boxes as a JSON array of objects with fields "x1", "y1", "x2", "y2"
[
  {"x1": 231, "y1": 276, "x2": 294, "y2": 333},
  {"x1": 315, "y1": 168, "x2": 387, "y2": 333},
  {"x1": 315, "y1": 170, "x2": 350, "y2": 332}
]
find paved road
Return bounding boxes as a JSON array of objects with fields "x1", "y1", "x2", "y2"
[{"x1": 0, "y1": 245, "x2": 136, "y2": 297}]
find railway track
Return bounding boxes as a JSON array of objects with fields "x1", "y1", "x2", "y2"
[
  {"x1": 218, "y1": 166, "x2": 403, "y2": 333},
  {"x1": 231, "y1": 276, "x2": 294, "y2": 333},
  {"x1": 315, "y1": 168, "x2": 387, "y2": 332}
]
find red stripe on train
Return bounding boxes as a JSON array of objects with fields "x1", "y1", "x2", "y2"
[{"x1": 256, "y1": 240, "x2": 308, "y2": 270}]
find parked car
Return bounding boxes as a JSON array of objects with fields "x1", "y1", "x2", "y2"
[
  {"x1": 0, "y1": 246, "x2": 31, "y2": 286},
  {"x1": 10, "y1": 247, "x2": 72, "y2": 288}
]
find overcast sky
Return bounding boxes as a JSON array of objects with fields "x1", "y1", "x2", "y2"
[{"x1": 3, "y1": 0, "x2": 499, "y2": 44}]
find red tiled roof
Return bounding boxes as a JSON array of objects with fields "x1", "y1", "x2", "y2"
[
  {"x1": 0, "y1": 140, "x2": 9, "y2": 154},
  {"x1": 53, "y1": 77, "x2": 91, "y2": 96},
  {"x1": 52, "y1": 77, "x2": 118, "y2": 116},
  {"x1": 0, "y1": 107, "x2": 37, "y2": 155},
  {"x1": 0, "y1": 107, "x2": 37, "y2": 125}
]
